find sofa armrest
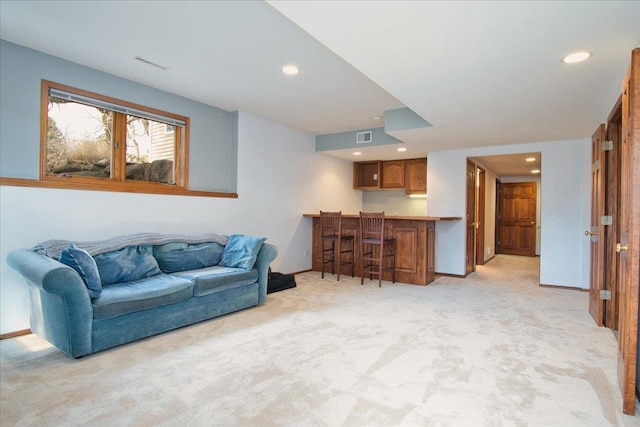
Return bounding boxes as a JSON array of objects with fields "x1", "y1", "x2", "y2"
[
  {"x1": 7, "y1": 248, "x2": 93, "y2": 358},
  {"x1": 254, "y1": 243, "x2": 278, "y2": 304}
]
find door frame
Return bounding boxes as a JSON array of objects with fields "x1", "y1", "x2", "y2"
[
  {"x1": 476, "y1": 166, "x2": 486, "y2": 265},
  {"x1": 495, "y1": 179, "x2": 501, "y2": 254},
  {"x1": 588, "y1": 124, "x2": 606, "y2": 327},
  {"x1": 605, "y1": 96, "x2": 622, "y2": 330},
  {"x1": 498, "y1": 181, "x2": 537, "y2": 257},
  {"x1": 466, "y1": 159, "x2": 477, "y2": 275}
]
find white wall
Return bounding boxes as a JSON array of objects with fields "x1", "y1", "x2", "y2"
[
  {"x1": 0, "y1": 111, "x2": 362, "y2": 334},
  {"x1": 427, "y1": 138, "x2": 590, "y2": 289},
  {"x1": 362, "y1": 190, "x2": 427, "y2": 216}
]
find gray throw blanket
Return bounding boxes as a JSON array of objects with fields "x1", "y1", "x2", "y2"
[{"x1": 34, "y1": 232, "x2": 228, "y2": 259}]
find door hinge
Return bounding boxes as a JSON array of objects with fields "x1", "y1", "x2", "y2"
[
  {"x1": 601, "y1": 140, "x2": 613, "y2": 151},
  {"x1": 600, "y1": 290, "x2": 612, "y2": 301},
  {"x1": 600, "y1": 215, "x2": 613, "y2": 226}
]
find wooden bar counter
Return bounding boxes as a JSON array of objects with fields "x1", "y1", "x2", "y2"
[{"x1": 304, "y1": 214, "x2": 461, "y2": 286}]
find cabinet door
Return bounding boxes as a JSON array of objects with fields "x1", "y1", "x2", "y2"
[
  {"x1": 405, "y1": 158, "x2": 427, "y2": 194},
  {"x1": 382, "y1": 160, "x2": 405, "y2": 188}
]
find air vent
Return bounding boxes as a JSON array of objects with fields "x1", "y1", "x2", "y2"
[{"x1": 356, "y1": 131, "x2": 372, "y2": 144}]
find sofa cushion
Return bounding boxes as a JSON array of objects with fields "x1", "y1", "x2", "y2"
[
  {"x1": 153, "y1": 242, "x2": 224, "y2": 273},
  {"x1": 59, "y1": 244, "x2": 102, "y2": 299},
  {"x1": 173, "y1": 265, "x2": 259, "y2": 296},
  {"x1": 219, "y1": 234, "x2": 266, "y2": 270},
  {"x1": 94, "y1": 245, "x2": 162, "y2": 286},
  {"x1": 92, "y1": 274, "x2": 193, "y2": 320}
]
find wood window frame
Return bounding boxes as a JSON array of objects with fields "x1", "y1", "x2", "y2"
[{"x1": 40, "y1": 80, "x2": 191, "y2": 192}]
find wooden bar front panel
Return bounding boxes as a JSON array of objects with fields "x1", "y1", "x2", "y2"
[{"x1": 311, "y1": 217, "x2": 435, "y2": 285}]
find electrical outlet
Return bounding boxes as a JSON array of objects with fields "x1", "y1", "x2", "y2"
[
  {"x1": 303, "y1": 250, "x2": 307, "y2": 257},
  {"x1": 487, "y1": 247, "x2": 491, "y2": 255}
]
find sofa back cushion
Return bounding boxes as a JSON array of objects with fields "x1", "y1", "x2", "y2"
[
  {"x1": 219, "y1": 234, "x2": 266, "y2": 270},
  {"x1": 59, "y1": 244, "x2": 102, "y2": 299},
  {"x1": 94, "y1": 245, "x2": 161, "y2": 286},
  {"x1": 153, "y1": 242, "x2": 224, "y2": 273}
]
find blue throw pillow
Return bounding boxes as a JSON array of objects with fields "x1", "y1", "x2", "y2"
[
  {"x1": 94, "y1": 245, "x2": 162, "y2": 286},
  {"x1": 59, "y1": 245, "x2": 102, "y2": 299},
  {"x1": 219, "y1": 234, "x2": 266, "y2": 270},
  {"x1": 153, "y1": 242, "x2": 225, "y2": 273}
]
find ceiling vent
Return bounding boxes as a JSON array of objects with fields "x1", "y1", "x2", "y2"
[{"x1": 356, "y1": 131, "x2": 372, "y2": 144}]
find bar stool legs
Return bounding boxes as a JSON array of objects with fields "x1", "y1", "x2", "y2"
[
  {"x1": 320, "y1": 211, "x2": 355, "y2": 281},
  {"x1": 359, "y1": 211, "x2": 396, "y2": 287}
]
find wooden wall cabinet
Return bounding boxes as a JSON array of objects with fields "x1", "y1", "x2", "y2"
[
  {"x1": 405, "y1": 158, "x2": 427, "y2": 195},
  {"x1": 381, "y1": 160, "x2": 405, "y2": 188},
  {"x1": 354, "y1": 158, "x2": 427, "y2": 194},
  {"x1": 353, "y1": 161, "x2": 381, "y2": 189}
]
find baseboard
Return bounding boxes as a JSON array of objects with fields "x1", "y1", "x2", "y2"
[
  {"x1": 290, "y1": 269, "x2": 313, "y2": 276},
  {"x1": 0, "y1": 329, "x2": 31, "y2": 340},
  {"x1": 539, "y1": 283, "x2": 589, "y2": 292}
]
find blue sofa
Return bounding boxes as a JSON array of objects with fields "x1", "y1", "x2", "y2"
[{"x1": 7, "y1": 232, "x2": 278, "y2": 358}]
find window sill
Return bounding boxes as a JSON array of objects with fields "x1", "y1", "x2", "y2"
[{"x1": 0, "y1": 177, "x2": 238, "y2": 198}]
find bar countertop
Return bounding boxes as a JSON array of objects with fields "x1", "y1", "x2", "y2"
[{"x1": 303, "y1": 213, "x2": 462, "y2": 221}]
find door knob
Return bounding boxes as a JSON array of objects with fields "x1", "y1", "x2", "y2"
[
  {"x1": 585, "y1": 230, "x2": 596, "y2": 236},
  {"x1": 616, "y1": 243, "x2": 629, "y2": 253}
]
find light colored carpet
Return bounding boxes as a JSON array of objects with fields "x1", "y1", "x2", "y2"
[{"x1": 1, "y1": 255, "x2": 639, "y2": 426}]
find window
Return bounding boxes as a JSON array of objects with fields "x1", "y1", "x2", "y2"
[{"x1": 41, "y1": 80, "x2": 189, "y2": 191}]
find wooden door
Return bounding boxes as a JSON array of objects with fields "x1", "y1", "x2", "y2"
[
  {"x1": 617, "y1": 47, "x2": 639, "y2": 415},
  {"x1": 495, "y1": 180, "x2": 501, "y2": 254},
  {"x1": 499, "y1": 182, "x2": 536, "y2": 256},
  {"x1": 476, "y1": 167, "x2": 486, "y2": 265},
  {"x1": 466, "y1": 160, "x2": 476, "y2": 274},
  {"x1": 605, "y1": 97, "x2": 622, "y2": 330},
  {"x1": 588, "y1": 124, "x2": 606, "y2": 327}
]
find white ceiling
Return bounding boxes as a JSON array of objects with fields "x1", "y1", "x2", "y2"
[
  {"x1": 471, "y1": 153, "x2": 541, "y2": 177},
  {"x1": 1, "y1": 0, "x2": 639, "y2": 174}
]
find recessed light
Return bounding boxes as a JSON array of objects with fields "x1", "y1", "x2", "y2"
[
  {"x1": 370, "y1": 115, "x2": 383, "y2": 121},
  {"x1": 525, "y1": 157, "x2": 536, "y2": 162},
  {"x1": 562, "y1": 51, "x2": 591, "y2": 64},
  {"x1": 531, "y1": 169, "x2": 540, "y2": 174},
  {"x1": 353, "y1": 151, "x2": 362, "y2": 156},
  {"x1": 397, "y1": 147, "x2": 407, "y2": 152},
  {"x1": 282, "y1": 64, "x2": 299, "y2": 75}
]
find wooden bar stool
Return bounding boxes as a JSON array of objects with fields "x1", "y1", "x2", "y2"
[
  {"x1": 320, "y1": 211, "x2": 355, "y2": 281},
  {"x1": 359, "y1": 211, "x2": 396, "y2": 287}
]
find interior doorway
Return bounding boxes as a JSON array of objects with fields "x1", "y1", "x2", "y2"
[
  {"x1": 465, "y1": 159, "x2": 476, "y2": 275},
  {"x1": 469, "y1": 153, "x2": 542, "y2": 270},
  {"x1": 476, "y1": 166, "x2": 486, "y2": 266},
  {"x1": 604, "y1": 96, "x2": 622, "y2": 331}
]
